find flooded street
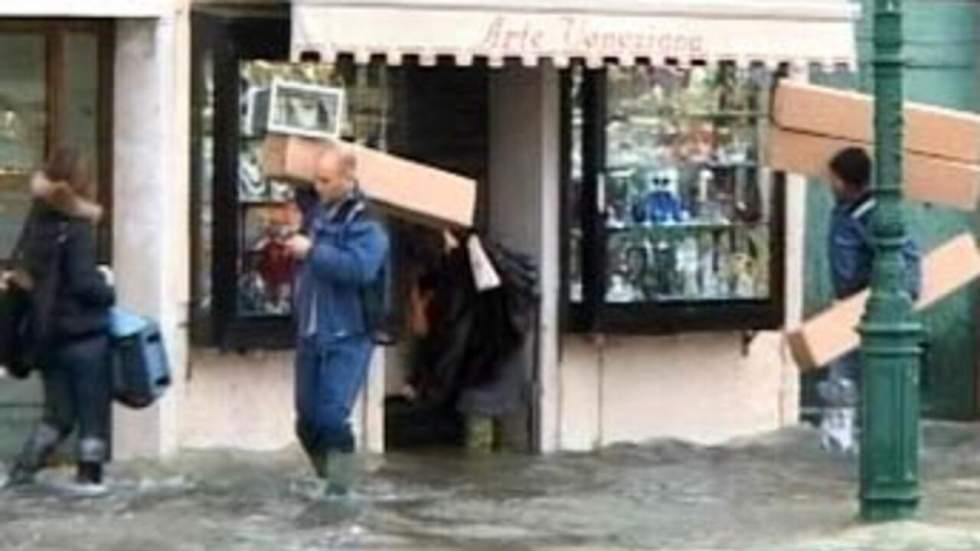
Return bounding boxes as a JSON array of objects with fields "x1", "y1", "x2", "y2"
[{"x1": 5, "y1": 423, "x2": 980, "y2": 550}]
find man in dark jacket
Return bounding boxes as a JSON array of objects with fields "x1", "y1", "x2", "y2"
[
  {"x1": 819, "y1": 147, "x2": 922, "y2": 453},
  {"x1": 287, "y1": 145, "x2": 389, "y2": 498},
  {"x1": 4, "y1": 148, "x2": 115, "y2": 496}
]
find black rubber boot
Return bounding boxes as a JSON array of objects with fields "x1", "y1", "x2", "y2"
[
  {"x1": 58, "y1": 462, "x2": 108, "y2": 498},
  {"x1": 76, "y1": 462, "x2": 103, "y2": 485},
  {"x1": 59, "y1": 439, "x2": 109, "y2": 498},
  {"x1": 297, "y1": 423, "x2": 330, "y2": 480},
  {"x1": 324, "y1": 451, "x2": 356, "y2": 499}
]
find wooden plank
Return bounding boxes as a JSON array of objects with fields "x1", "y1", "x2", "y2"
[
  {"x1": 789, "y1": 233, "x2": 980, "y2": 371},
  {"x1": 774, "y1": 79, "x2": 980, "y2": 165},
  {"x1": 261, "y1": 134, "x2": 477, "y2": 228},
  {"x1": 768, "y1": 128, "x2": 980, "y2": 211}
]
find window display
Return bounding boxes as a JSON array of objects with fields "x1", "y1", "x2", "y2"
[
  {"x1": 565, "y1": 63, "x2": 785, "y2": 333},
  {"x1": 602, "y1": 64, "x2": 771, "y2": 304},
  {"x1": 234, "y1": 62, "x2": 367, "y2": 318},
  {"x1": 192, "y1": 9, "x2": 410, "y2": 348},
  {"x1": 226, "y1": 59, "x2": 395, "y2": 327}
]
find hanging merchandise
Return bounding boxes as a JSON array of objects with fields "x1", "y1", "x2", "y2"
[
  {"x1": 468, "y1": 234, "x2": 502, "y2": 292},
  {"x1": 392, "y1": 232, "x2": 539, "y2": 446}
]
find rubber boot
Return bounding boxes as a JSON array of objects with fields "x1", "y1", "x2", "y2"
[
  {"x1": 59, "y1": 439, "x2": 109, "y2": 498},
  {"x1": 464, "y1": 415, "x2": 495, "y2": 453},
  {"x1": 301, "y1": 444, "x2": 329, "y2": 480},
  {"x1": 297, "y1": 422, "x2": 331, "y2": 480},
  {"x1": 4, "y1": 423, "x2": 63, "y2": 489},
  {"x1": 61, "y1": 462, "x2": 109, "y2": 498},
  {"x1": 324, "y1": 451, "x2": 356, "y2": 499},
  {"x1": 820, "y1": 407, "x2": 857, "y2": 455}
]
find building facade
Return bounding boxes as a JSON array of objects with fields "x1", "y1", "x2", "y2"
[{"x1": 16, "y1": 0, "x2": 975, "y2": 461}]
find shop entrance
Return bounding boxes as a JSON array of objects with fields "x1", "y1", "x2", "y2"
[
  {"x1": 0, "y1": 21, "x2": 113, "y2": 457},
  {"x1": 380, "y1": 64, "x2": 540, "y2": 453}
]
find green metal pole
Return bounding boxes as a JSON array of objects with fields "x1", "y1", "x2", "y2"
[{"x1": 860, "y1": 0, "x2": 923, "y2": 522}]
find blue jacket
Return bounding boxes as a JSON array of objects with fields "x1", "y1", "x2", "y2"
[
  {"x1": 829, "y1": 193, "x2": 922, "y2": 301},
  {"x1": 293, "y1": 187, "x2": 389, "y2": 344}
]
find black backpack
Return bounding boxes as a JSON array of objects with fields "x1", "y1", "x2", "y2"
[
  {"x1": 362, "y1": 260, "x2": 397, "y2": 346},
  {"x1": 340, "y1": 196, "x2": 398, "y2": 346}
]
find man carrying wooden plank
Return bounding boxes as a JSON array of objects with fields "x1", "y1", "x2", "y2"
[{"x1": 819, "y1": 147, "x2": 922, "y2": 454}]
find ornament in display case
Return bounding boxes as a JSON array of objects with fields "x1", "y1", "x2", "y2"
[
  {"x1": 607, "y1": 273, "x2": 636, "y2": 304},
  {"x1": 676, "y1": 234, "x2": 700, "y2": 298},
  {"x1": 732, "y1": 252, "x2": 757, "y2": 298},
  {"x1": 699, "y1": 232, "x2": 720, "y2": 298},
  {"x1": 646, "y1": 169, "x2": 684, "y2": 224},
  {"x1": 238, "y1": 149, "x2": 267, "y2": 202}
]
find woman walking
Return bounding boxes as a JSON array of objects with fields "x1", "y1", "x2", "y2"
[{"x1": 3, "y1": 147, "x2": 115, "y2": 496}]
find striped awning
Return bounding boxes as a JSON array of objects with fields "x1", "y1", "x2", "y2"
[{"x1": 291, "y1": 0, "x2": 859, "y2": 68}]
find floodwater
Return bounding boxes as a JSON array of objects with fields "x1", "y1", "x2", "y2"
[{"x1": 4, "y1": 423, "x2": 980, "y2": 550}]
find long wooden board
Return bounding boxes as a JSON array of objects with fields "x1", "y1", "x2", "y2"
[
  {"x1": 788, "y1": 233, "x2": 980, "y2": 371},
  {"x1": 769, "y1": 128, "x2": 980, "y2": 211},
  {"x1": 774, "y1": 80, "x2": 980, "y2": 165}
]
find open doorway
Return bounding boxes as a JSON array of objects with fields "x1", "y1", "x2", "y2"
[{"x1": 380, "y1": 64, "x2": 540, "y2": 454}]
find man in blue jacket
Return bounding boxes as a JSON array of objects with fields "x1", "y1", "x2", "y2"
[
  {"x1": 287, "y1": 145, "x2": 389, "y2": 497},
  {"x1": 820, "y1": 147, "x2": 922, "y2": 453}
]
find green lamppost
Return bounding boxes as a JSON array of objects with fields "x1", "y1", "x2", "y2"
[{"x1": 859, "y1": 0, "x2": 923, "y2": 521}]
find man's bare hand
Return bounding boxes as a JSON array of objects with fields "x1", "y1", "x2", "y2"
[{"x1": 286, "y1": 234, "x2": 313, "y2": 259}]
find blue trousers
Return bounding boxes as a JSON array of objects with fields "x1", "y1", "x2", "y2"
[
  {"x1": 42, "y1": 335, "x2": 112, "y2": 463},
  {"x1": 294, "y1": 336, "x2": 373, "y2": 454}
]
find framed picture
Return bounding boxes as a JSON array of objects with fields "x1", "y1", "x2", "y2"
[
  {"x1": 267, "y1": 78, "x2": 345, "y2": 140},
  {"x1": 240, "y1": 85, "x2": 271, "y2": 137}
]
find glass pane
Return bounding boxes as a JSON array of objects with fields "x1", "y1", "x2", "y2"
[
  {"x1": 0, "y1": 34, "x2": 45, "y2": 260},
  {"x1": 567, "y1": 66, "x2": 585, "y2": 304},
  {"x1": 603, "y1": 64, "x2": 772, "y2": 303},
  {"x1": 193, "y1": 46, "x2": 216, "y2": 317},
  {"x1": 63, "y1": 33, "x2": 100, "y2": 181}
]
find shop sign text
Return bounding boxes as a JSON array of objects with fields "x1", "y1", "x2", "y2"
[{"x1": 479, "y1": 15, "x2": 707, "y2": 58}]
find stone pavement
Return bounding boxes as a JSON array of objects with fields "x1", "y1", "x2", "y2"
[{"x1": 3, "y1": 422, "x2": 980, "y2": 550}]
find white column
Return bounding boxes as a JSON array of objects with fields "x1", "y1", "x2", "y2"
[
  {"x1": 776, "y1": 67, "x2": 809, "y2": 426},
  {"x1": 111, "y1": 10, "x2": 190, "y2": 459},
  {"x1": 487, "y1": 64, "x2": 562, "y2": 453}
]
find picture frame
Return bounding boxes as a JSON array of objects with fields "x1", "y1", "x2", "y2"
[
  {"x1": 267, "y1": 78, "x2": 345, "y2": 140},
  {"x1": 241, "y1": 85, "x2": 271, "y2": 138}
]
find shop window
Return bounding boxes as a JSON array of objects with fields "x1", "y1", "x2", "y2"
[
  {"x1": 0, "y1": 22, "x2": 112, "y2": 265},
  {"x1": 191, "y1": 8, "x2": 410, "y2": 349},
  {"x1": 562, "y1": 63, "x2": 785, "y2": 334}
]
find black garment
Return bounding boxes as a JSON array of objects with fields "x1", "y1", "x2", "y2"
[
  {"x1": 408, "y1": 236, "x2": 538, "y2": 418},
  {"x1": 10, "y1": 173, "x2": 114, "y2": 477},
  {"x1": 23, "y1": 204, "x2": 115, "y2": 342}
]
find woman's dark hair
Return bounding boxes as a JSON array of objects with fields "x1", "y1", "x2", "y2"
[
  {"x1": 44, "y1": 146, "x2": 91, "y2": 196},
  {"x1": 828, "y1": 147, "x2": 871, "y2": 191}
]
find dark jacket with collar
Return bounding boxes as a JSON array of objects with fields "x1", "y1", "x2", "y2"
[
  {"x1": 293, "y1": 186, "x2": 389, "y2": 345},
  {"x1": 21, "y1": 173, "x2": 115, "y2": 344},
  {"x1": 829, "y1": 192, "x2": 922, "y2": 301}
]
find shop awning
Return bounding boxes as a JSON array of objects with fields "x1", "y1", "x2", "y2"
[{"x1": 291, "y1": 0, "x2": 859, "y2": 68}]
